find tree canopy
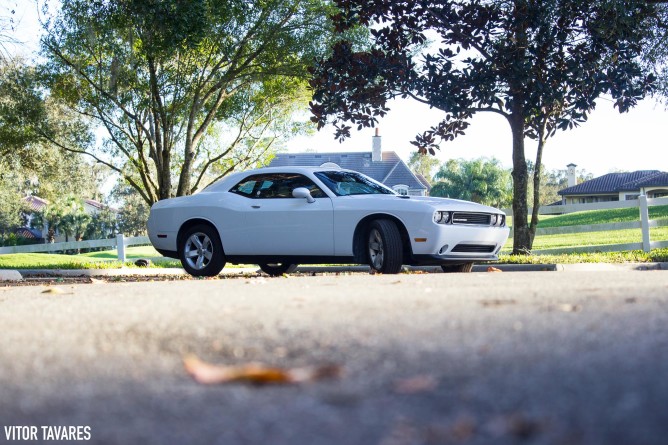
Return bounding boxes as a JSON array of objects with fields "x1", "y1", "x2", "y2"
[
  {"x1": 28, "y1": 0, "x2": 334, "y2": 204},
  {"x1": 431, "y1": 157, "x2": 512, "y2": 209},
  {"x1": 310, "y1": 0, "x2": 659, "y2": 253}
]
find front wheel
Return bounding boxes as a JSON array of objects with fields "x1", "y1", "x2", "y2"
[
  {"x1": 441, "y1": 262, "x2": 474, "y2": 273},
  {"x1": 259, "y1": 263, "x2": 298, "y2": 276},
  {"x1": 367, "y1": 219, "x2": 403, "y2": 274},
  {"x1": 179, "y1": 224, "x2": 225, "y2": 277}
]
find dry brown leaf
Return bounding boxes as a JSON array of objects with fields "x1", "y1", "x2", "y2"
[
  {"x1": 487, "y1": 266, "x2": 503, "y2": 272},
  {"x1": 558, "y1": 303, "x2": 582, "y2": 312},
  {"x1": 393, "y1": 374, "x2": 438, "y2": 394},
  {"x1": 42, "y1": 287, "x2": 65, "y2": 294},
  {"x1": 480, "y1": 299, "x2": 516, "y2": 307},
  {"x1": 183, "y1": 355, "x2": 342, "y2": 385}
]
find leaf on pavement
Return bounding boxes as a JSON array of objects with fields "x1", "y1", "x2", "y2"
[
  {"x1": 90, "y1": 278, "x2": 105, "y2": 284},
  {"x1": 42, "y1": 287, "x2": 66, "y2": 294},
  {"x1": 183, "y1": 355, "x2": 342, "y2": 385},
  {"x1": 480, "y1": 299, "x2": 516, "y2": 307},
  {"x1": 393, "y1": 374, "x2": 438, "y2": 394},
  {"x1": 487, "y1": 266, "x2": 503, "y2": 272},
  {"x1": 558, "y1": 303, "x2": 582, "y2": 312}
]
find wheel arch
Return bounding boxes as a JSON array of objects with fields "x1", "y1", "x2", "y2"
[
  {"x1": 177, "y1": 218, "x2": 223, "y2": 252},
  {"x1": 352, "y1": 214, "x2": 413, "y2": 263}
]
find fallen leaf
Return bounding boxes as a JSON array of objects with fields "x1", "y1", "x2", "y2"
[
  {"x1": 558, "y1": 303, "x2": 582, "y2": 312},
  {"x1": 42, "y1": 287, "x2": 65, "y2": 294},
  {"x1": 183, "y1": 355, "x2": 342, "y2": 385},
  {"x1": 480, "y1": 299, "x2": 516, "y2": 307},
  {"x1": 487, "y1": 266, "x2": 503, "y2": 272},
  {"x1": 393, "y1": 374, "x2": 438, "y2": 394},
  {"x1": 90, "y1": 278, "x2": 105, "y2": 284}
]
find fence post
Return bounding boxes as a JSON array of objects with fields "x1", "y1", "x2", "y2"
[
  {"x1": 116, "y1": 234, "x2": 126, "y2": 262},
  {"x1": 639, "y1": 195, "x2": 651, "y2": 252}
]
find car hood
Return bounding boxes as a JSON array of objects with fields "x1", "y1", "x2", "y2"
[
  {"x1": 409, "y1": 196, "x2": 504, "y2": 212},
  {"x1": 340, "y1": 195, "x2": 505, "y2": 214}
]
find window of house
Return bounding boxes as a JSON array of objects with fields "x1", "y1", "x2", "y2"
[{"x1": 625, "y1": 194, "x2": 640, "y2": 201}]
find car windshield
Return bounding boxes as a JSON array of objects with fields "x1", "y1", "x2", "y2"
[{"x1": 314, "y1": 171, "x2": 396, "y2": 196}]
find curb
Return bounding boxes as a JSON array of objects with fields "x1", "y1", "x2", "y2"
[
  {"x1": 16, "y1": 267, "x2": 259, "y2": 278},
  {"x1": 0, "y1": 270, "x2": 23, "y2": 281},
  {"x1": 4, "y1": 262, "x2": 667, "y2": 279}
]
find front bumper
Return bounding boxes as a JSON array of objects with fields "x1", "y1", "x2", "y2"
[{"x1": 410, "y1": 224, "x2": 510, "y2": 261}]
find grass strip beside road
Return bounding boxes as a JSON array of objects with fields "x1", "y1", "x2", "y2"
[
  {"x1": 0, "y1": 246, "x2": 182, "y2": 270},
  {"x1": 497, "y1": 248, "x2": 668, "y2": 265}
]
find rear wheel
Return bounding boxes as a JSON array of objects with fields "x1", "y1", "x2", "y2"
[
  {"x1": 259, "y1": 263, "x2": 298, "y2": 276},
  {"x1": 441, "y1": 262, "x2": 474, "y2": 273},
  {"x1": 179, "y1": 224, "x2": 225, "y2": 277},
  {"x1": 367, "y1": 219, "x2": 403, "y2": 274}
]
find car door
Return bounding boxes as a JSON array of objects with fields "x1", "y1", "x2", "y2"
[{"x1": 238, "y1": 173, "x2": 334, "y2": 256}]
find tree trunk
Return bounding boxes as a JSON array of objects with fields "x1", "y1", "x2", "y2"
[
  {"x1": 509, "y1": 114, "x2": 531, "y2": 255},
  {"x1": 529, "y1": 130, "x2": 547, "y2": 247}
]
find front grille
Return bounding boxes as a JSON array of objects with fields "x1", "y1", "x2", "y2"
[
  {"x1": 451, "y1": 212, "x2": 491, "y2": 225},
  {"x1": 451, "y1": 244, "x2": 496, "y2": 253}
]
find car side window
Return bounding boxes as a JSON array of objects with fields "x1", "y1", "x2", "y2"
[
  {"x1": 229, "y1": 174, "x2": 327, "y2": 199},
  {"x1": 229, "y1": 178, "x2": 258, "y2": 198}
]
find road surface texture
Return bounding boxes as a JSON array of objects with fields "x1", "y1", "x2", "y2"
[{"x1": 1, "y1": 271, "x2": 667, "y2": 445}]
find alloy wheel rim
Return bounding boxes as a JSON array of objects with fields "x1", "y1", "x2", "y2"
[
  {"x1": 184, "y1": 232, "x2": 213, "y2": 270},
  {"x1": 368, "y1": 229, "x2": 384, "y2": 269}
]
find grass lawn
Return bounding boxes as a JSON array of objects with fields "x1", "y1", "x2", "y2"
[
  {"x1": 536, "y1": 205, "x2": 668, "y2": 228},
  {"x1": 0, "y1": 246, "x2": 181, "y2": 270},
  {"x1": 502, "y1": 226, "x2": 668, "y2": 252},
  {"x1": 497, "y1": 248, "x2": 668, "y2": 264},
  {"x1": 79, "y1": 245, "x2": 163, "y2": 260}
]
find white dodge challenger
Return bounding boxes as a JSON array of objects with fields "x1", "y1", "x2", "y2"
[{"x1": 147, "y1": 167, "x2": 510, "y2": 276}]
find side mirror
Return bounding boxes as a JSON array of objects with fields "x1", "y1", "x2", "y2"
[{"x1": 292, "y1": 187, "x2": 316, "y2": 203}]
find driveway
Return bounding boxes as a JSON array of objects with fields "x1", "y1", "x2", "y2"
[{"x1": 1, "y1": 271, "x2": 667, "y2": 444}]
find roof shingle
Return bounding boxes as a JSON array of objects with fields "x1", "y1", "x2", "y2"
[{"x1": 558, "y1": 170, "x2": 666, "y2": 196}]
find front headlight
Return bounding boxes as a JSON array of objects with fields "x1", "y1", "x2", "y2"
[
  {"x1": 492, "y1": 214, "x2": 506, "y2": 227},
  {"x1": 433, "y1": 211, "x2": 451, "y2": 224},
  {"x1": 490, "y1": 214, "x2": 498, "y2": 226}
]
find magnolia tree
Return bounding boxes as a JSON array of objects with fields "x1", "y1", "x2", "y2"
[{"x1": 310, "y1": 0, "x2": 658, "y2": 253}]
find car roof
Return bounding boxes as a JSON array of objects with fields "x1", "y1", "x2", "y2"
[{"x1": 202, "y1": 166, "x2": 354, "y2": 192}]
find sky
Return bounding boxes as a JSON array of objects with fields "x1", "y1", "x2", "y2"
[{"x1": 6, "y1": 0, "x2": 668, "y2": 180}]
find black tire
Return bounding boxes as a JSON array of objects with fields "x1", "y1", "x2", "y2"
[
  {"x1": 179, "y1": 224, "x2": 225, "y2": 277},
  {"x1": 441, "y1": 262, "x2": 474, "y2": 273},
  {"x1": 258, "y1": 263, "x2": 299, "y2": 276},
  {"x1": 367, "y1": 219, "x2": 403, "y2": 274}
]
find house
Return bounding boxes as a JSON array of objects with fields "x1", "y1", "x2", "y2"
[
  {"x1": 558, "y1": 165, "x2": 668, "y2": 204},
  {"x1": 268, "y1": 129, "x2": 430, "y2": 196},
  {"x1": 20, "y1": 195, "x2": 116, "y2": 242}
]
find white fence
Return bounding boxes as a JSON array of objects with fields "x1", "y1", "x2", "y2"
[
  {"x1": 0, "y1": 235, "x2": 150, "y2": 261},
  {"x1": 510, "y1": 195, "x2": 668, "y2": 254}
]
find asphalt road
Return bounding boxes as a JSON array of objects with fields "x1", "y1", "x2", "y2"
[{"x1": 1, "y1": 271, "x2": 667, "y2": 445}]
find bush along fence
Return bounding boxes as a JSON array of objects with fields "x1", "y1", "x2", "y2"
[
  {"x1": 0, "y1": 235, "x2": 150, "y2": 261},
  {"x1": 508, "y1": 195, "x2": 668, "y2": 254}
]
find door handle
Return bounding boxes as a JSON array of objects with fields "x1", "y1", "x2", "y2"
[{"x1": 251, "y1": 205, "x2": 261, "y2": 209}]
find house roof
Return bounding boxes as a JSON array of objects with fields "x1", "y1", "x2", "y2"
[
  {"x1": 415, "y1": 174, "x2": 432, "y2": 192},
  {"x1": 15, "y1": 227, "x2": 43, "y2": 239},
  {"x1": 558, "y1": 170, "x2": 667, "y2": 196},
  {"x1": 22, "y1": 195, "x2": 49, "y2": 212},
  {"x1": 269, "y1": 151, "x2": 427, "y2": 191}
]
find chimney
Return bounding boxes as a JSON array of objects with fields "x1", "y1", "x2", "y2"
[
  {"x1": 372, "y1": 128, "x2": 382, "y2": 162},
  {"x1": 567, "y1": 163, "x2": 577, "y2": 187}
]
